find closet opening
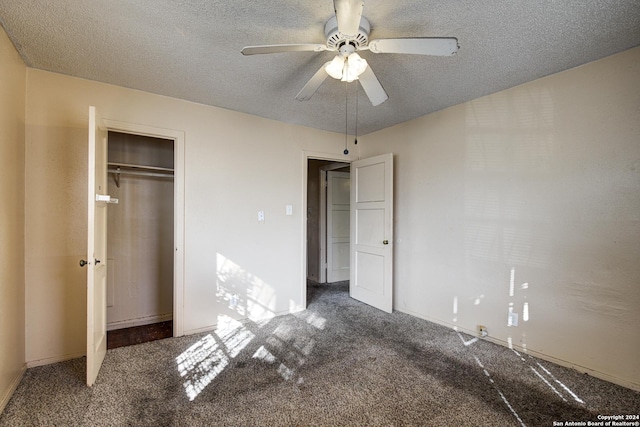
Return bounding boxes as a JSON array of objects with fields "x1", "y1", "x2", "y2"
[
  {"x1": 306, "y1": 159, "x2": 351, "y2": 287},
  {"x1": 105, "y1": 131, "x2": 175, "y2": 349}
]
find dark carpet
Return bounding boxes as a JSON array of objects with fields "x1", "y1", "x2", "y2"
[
  {"x1": 107, "y1": 320, "x2": 173, "y2": 350},
  {"x1": 1, "y1": 282, "x2": 638, "y2": 426}
]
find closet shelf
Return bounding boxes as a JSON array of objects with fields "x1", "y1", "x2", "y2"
[{"x1": 108, "y1": 162, "x2": 174, "y2": 188}]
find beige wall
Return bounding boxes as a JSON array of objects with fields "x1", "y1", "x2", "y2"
[
  {"x1": 360, "y1": 46, "x2": 640, "y2": 389},
  {"x1": 24, "y1": 68, "x2": 347, "y2": 364},
  {"x1": 0, "y1": 27, "x2": 26, "y2": 410}
]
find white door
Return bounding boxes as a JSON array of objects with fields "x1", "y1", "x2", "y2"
[
  {"x1": 85, "y1": 106, "x2": 108, "y2": 386},
  {"x1": 327, "y1": 171, "x2": 350, "y2": 283},
  {"x1": 350, "y1": 153, "x2": 393, "y2": 313}
]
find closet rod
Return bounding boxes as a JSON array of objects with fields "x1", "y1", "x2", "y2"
[
  {"x1": 108, "y1": 167, "x2": 174, "y2": 188},
  {"x1": 108, "y1": 168, "x2": 174, "y2": 178},
  {"x1": 107, "y1": 161, "x2": 174, "y2": 172}
]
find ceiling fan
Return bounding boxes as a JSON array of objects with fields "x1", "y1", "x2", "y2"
[{"x1": 241, "y1": 0, "x2": 459, "y2": 106}]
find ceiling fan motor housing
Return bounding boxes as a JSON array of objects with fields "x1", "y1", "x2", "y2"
[{"x1": 325, "y1": 15, "x2": 370, "y2": 51}]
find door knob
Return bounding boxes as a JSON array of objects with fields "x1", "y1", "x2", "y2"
[
  {"x1": 383, "y1": 240, "x2": 389, "y2": 245},
  {"x1": 79, "y1": 259, "x2": 89, "y2": 267}
]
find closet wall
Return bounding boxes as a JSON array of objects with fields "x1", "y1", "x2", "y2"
[
  {"x1": 106, "y1": 132, "x2": 174, "y2": 330},
  {"x1": 306, "y1": 159, "x2": 324, "y2": 282}
]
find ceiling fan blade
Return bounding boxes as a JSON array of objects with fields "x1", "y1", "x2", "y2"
[
  {"x1": 333, "y1": 0, "x2": 364, "y2": 37},
  {"x1": 295, "y1": 63, "x2": 331, "y2": 101},
  {"x1": 241, "y1": 44, "x2": 327, "y2": 56},
  {"x1": 367, "y1": 38, "x2": 459, "y2": 56},
  {"x1": 358, "y1": 66, "x2": 388, "y2": 106}
]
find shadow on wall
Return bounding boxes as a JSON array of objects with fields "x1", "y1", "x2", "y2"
[
  {"x1": 463, "y1": 86, "x2": 555, "y2": 268},
  {"x1": 215, "y1": 253, "x2": 277, "y2": 324},
  {"x1": 458, "y1": 79, "x2": 637, "y2": 384},
  {"x1": 459, "y1": 86, "x2": 556, "y2": 348},
  {"x1": 452, "y1": 266, "x2": 531, "y2": 346}
]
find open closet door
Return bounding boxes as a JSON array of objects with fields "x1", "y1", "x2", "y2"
[
  {"x1": 85, "y1": 106, "x2": 108, "y2": 386},
  {"x1": 349, "y1": 153, "x2": 393, "y2": 313}
]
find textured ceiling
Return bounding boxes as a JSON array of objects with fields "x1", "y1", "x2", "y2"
[{"x1": 1, "y1": 0, "x2": 640, "y2": 135}]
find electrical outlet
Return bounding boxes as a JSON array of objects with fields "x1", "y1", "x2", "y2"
[{"x1": 477, "y1": 325, "x2": 488, "y2": 337}]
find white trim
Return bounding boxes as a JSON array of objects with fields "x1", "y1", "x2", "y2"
[
  {"x1": 397, "y1": 306, "x2": 640, "y2": 393},
  {"x1": 26, "y1": 352, "x2": 85, "y2": 368},
  {"x1": 301, "y1": 150, "x2": 357, "y2": 308},
  {"x1": 101, "y1": 119, "x2": 186, "y2": 338},
  {"x1": 182, "y1": 309, "x2": 294, "y2": 337},
  {"x1": 0, "y1": 364, "x2": 26, "y2": 413}
]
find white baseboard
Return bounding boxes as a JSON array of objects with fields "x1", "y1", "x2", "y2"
[
  {"x1": 0, "y1": 363, "x2": 26, "y2": 414},
  {"x1": 396, "y1": 307, "x2": 640, "y2": 392},
  {"x1": 181, "y1": 309, "x2": 292, "y2": 337},
  {"x1": 107, "y1": 313, "x2": 173, "y2": 331},
  {"x1": 26, "y1": 315, "x2": 173, "y2": 369},
  {"x1": 26, "y1": 351, "x2": 85, "y2": 368}
]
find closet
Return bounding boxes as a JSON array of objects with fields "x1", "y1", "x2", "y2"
[{"x1": 106, "y1": 131, "x2": 174, "y2": 336}]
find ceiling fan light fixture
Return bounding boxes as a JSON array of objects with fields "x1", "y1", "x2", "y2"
[
  {"x1": 341, "y1": 70, "x2": 353, "y2": 82},
  {"x1": 341, "y1": 64, "x2": 357, "y2": 82},
  {"x1": 341, "y1": 52, "x2": 368, "y2": 82},
  {"x1": 348, "y1": 52, "x2": 368, "y2": 76},
  {"x1": 325, "y1": 56, "x2": 346, "y2": 79}
]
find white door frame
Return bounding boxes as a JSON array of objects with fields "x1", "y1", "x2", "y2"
[
  {"x1": 102, "y1": 119, "x2": 186, "y2": 337},
  {"x1": 301, "y1": 151, "x2": 357, "y2": 308}
]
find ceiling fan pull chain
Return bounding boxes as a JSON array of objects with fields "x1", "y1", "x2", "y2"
[
  {"x1": 354, "y1": 82, "x2": 359, "y2": 145},
  {"x1": 344, "y1": 81, "x2": 349, "y2": 155}
]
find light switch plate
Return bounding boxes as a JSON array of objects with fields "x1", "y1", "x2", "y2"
[
  {"x1": 258, "y1": 211, "x2": 265, "y2": 222},
  {"x1": 286, "y1": 205, "x2": 293, "y2": 216}
]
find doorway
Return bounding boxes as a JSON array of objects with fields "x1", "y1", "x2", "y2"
[
  {"x1": 105, "y1": 131, "x2": 174, "y2": 347},
  {"x1": 302, "y1": 151, "x2": 394, "y2": 313},
  {"x1": 306, "y1": 159, "x2": 351, "y2": 288}
]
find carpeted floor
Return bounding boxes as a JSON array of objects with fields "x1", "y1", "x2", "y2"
[{"x1": 1, "y1": 282, "x2": 638, "y2": 426}]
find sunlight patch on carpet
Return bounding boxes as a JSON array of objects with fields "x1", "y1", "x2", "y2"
[
  {"x1": 176, "y1": 334, "x2": 229, "y2": 401},
  {"x1": 474, "y1": 355, "x2": 527, "y2": 427},
  {"x1": 251, "y1": 310, "x2": 327, "y2": 382},
  {"x1": 176, "y1": 315, "x2": 255, "y2": 401},
  {"x1": 511, "y1": 347, "x2": 586, "y2": 405}
]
